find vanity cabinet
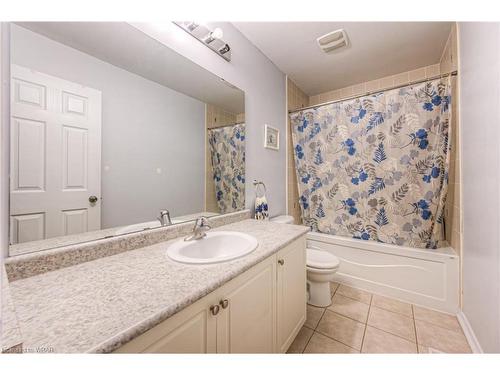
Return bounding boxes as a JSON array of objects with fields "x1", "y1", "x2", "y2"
[
  {"x1": 215, "y1": 255, "x2": 276, "y2": 353},
  {"x1": 115, "y1": 235, "x2": 306, "y2": 354},
  {"x1": 277, "y1": 237, "x2": 307, "y2": 353}
]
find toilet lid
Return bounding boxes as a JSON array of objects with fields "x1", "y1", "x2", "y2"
[{"x1": 306, "y1": 248, "x2": 340, "y2": 269}]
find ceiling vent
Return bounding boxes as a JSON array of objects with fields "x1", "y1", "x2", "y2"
[{"x1": 317, "y1": 29, "x2": 349, "y2": 53}]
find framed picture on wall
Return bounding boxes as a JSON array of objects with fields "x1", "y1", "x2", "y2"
[{"x1": 264, "y1": 124, "x2": 279, "y2": 150}]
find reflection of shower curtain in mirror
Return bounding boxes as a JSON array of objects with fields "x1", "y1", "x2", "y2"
[
  {"x1": 290, "y1": 78, "x2": 452, "y2": 249},
  {"x1": 208, "y1": 123, "x2": 246, "y2": 214}
]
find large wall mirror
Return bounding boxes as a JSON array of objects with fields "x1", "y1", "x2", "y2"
[{"x1": 8, "y1": 22, "x2": 245, "y2": 256}]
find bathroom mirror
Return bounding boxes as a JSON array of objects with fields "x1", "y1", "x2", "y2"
[{"x1": 8, "y1": 22, "x2": 245, "y2": 256}]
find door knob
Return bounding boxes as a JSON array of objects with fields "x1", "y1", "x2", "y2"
[
  {"x1": 210, "y1": 304, "x2": 220, "y2": 316},
  {"x1": 278, "y1": 259, "x2": 285, "y2": 266},
  {"x1": 219, "y1": 299, "x2": 229, "y2": 309},
  {"x1": 88, "y1": 195, "x2": 99, "y2": 204}
]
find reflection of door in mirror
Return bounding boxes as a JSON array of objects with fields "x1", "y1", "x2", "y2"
[{"x1": 10, "y1": 65, "x2": 102, "y2": 245}]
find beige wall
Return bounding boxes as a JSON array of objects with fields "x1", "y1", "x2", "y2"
[
  {"x1": 440, "y1": 24, "x2": 461, "y2": 254},
  {"x1": 309, "y1": 63, "x2": 441, "y2": 106},
  {"x1": 205, "y1": 104, "x2": 238, "y2": 213},
  {"x1": 286, "y1": 25, "x2": 460, "y2": 249},
  {"x1": 439, "y1": 24, "x2": 462, "y2": 306},
  {"x1": 286, "y1": 78, "x2": 309, "y2": 224}
]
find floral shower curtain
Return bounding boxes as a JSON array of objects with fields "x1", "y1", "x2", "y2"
[
  {"x1": 290, "y1": 78, "x2": 452, "y2": 249},
  {"x1": 208, "y1": 123, "x2": 246, "y2": 214}
]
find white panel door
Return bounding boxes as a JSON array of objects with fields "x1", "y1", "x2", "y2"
[{"x1": 10, "y1": 65, "x2": 102, "y2": 243}]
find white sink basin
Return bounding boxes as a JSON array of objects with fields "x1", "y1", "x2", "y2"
[{"x1": 166, "y1": 231, "x2": 258, "y2": 264}]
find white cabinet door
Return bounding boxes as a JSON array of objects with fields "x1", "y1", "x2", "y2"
[
  {"x1": 114, "y1": 236, "x2": 307, "y2": 354},
  {"x1": 10, "y1": 65, "x2": 102, "y2": 244},
  {"x1": 276, "y1": 237, "x2": 307, "y2": 353},
  {"x1": 115, "y1": 294, "x2": 217, "y2": 353},
  {"x1": 216, "y1": 256, "x2": 276, "y2": 353}
]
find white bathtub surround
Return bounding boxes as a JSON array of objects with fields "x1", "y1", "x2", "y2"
[
  {"x1": 5, "y1": 210, "x2": 251, "y2": 281},
  {"x1": 6, "y1": 219, "x2": 309, "y2": 353},
  {"x1": 307, "y1": 232, "x2": 459, "y2": 313}
]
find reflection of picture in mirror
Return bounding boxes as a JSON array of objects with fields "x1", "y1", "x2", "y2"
[
  {"x1": 8, "y1": 22, "x2": 245, "y2": 256},
  {"x1": 264, "y1": 124, "x2": 279, "y2": 150}
]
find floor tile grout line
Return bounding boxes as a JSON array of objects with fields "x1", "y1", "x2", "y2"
[
  {"x1": 336, "y1": 290, "x2": 372, "y2": 304},
  {"x1": 303, "y1": 283, "x2": 452, "y2": 353},
  {"x1": 312, "y1": 329, "x2": 361, "y2": 353},
  {"x1": 302, "y1": 283, "x2": 338, "y2": 353},
  {"x1": 412, "y1": 304, "x2": 420, "y2": 352},
  {"x1": 365, "y1": 321, "x2": 417, "y2": 344},
  {"x1": 369, "y1": 303, "x2": 413, "y2": 318},
  {"x1": 303, "y1": 305, "x2": 328, "y2": 352},
  {"x1": 313, "y1": 315, "x2": 418, "y2": 353},
  {"x1": 359, "y1": 293, "x2": 373, "y2": 352},
  {"x1": 333, "y1": 285, "x2": 417, "y2": 344},
  {"x1": 301, "y1": 327, "x2": 315, "y2": 353},
  {"x1": 323, "y1": 306, "x2": 369, "y2": 325},
  {"x1": 314, "y1": 308, "x2": 368, "y2": 353},
  {"x1": 413, "y1": 316, "x2": 464, "y2": 334},
  {"x1": 302, "y1": 283, "x2": 432, "y2": 354},
  {"x1": 331, "y1": 291, "x2": 371, "y2": 306}
]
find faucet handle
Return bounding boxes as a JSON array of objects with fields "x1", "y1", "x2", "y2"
[
  {"x1": 158, "y1": 209, "x2": 172, "y2": 226},
  {"x1": 196, "y1": 216, "x2": 210, "y2": 226}
]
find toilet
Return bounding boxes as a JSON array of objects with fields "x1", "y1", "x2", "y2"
[
  {"x1": 305, "y1": 248, "x2": 340, "y2": 307},
  {"x1": 270, "y1": 215, "x2": 340, "y2": 307}
]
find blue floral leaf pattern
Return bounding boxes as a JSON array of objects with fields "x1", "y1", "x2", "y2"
[
  {"x1": 208, "y1": 123, "x2": 245, "y2": 214},
  {"x1": 375, "y1": 207, "x2": 389, "y2": 227},
  {"x1": 290, "y1": 78, "x2": 452, "y2": 249},
  {"x1": 373, "y1": 142, "x2": 387, "y2": 164}
]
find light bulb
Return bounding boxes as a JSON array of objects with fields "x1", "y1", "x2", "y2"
[{"x1": 211, "y1": 27, "x2": 223, "y2": 40}]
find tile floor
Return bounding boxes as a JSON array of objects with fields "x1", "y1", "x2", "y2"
[{"x1": 288, "y1": 282, "x2": 472, "y2": 354}]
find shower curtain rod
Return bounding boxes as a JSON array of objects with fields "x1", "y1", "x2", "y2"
[
  {"x1": 288, "y1": 70, "x2": 458, "y2": 114},
  {"x1": 209, "y1": 121, "x2": 245, "y2": 130}
]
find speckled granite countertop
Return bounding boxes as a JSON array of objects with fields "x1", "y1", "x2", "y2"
[
  {"x1": 1, "y1": 267, "x2": 23, "y2": 353},
  {"x1": 7, "y1": 219, "x2": 309, "y2": 353}
]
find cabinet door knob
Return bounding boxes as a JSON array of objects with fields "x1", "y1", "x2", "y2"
[
  {"x1": 219, "y1": 299, "x2": 229, "y2": 309},
  {"x1": 278, "y1": 259, "x2": 285, "y2": 266},
  {"x1": 210, "y1": 304, "x2": 220, "y2": 316}
]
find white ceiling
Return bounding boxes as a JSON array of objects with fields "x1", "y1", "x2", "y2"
[
  {"x1": 233, "y1": 22, "x2": 453, "y2": 95},
  {"x1": 15, "y1": 22, "x2": 245, "y2": 113}
]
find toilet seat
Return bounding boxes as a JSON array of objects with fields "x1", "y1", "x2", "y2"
[{"x1": 306, "y1": 248, "x2": 340, "y2": 270}]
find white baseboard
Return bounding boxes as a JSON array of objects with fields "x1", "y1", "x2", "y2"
[{"x1": 456, "y1": 310, "x2": 483, "y2": 353}]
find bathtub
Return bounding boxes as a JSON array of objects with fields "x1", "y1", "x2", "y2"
[{"x1": 307, "y1": 231, "x2": 459, "y2": 313}]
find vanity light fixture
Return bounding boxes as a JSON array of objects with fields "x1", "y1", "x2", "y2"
[
  {"x1": 173, "y1": 22, "x2": 232, "y2": 61},
  {"x1": 186, "y1": 22, "x2": 199, "y2": 31}
]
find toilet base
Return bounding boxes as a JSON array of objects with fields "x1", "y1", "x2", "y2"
[{"x1": 307, "y1": 280, "x2": 332, "y2": 307}]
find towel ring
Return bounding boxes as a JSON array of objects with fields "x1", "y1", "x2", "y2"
[{"x1": 253, "y1": 180, "x2": 266, "y2": 197}]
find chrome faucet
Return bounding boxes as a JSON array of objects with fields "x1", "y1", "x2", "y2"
[
  {"x1": 185, "y1": 216, "x2": 211, "y2": 241},
  {"x1": 157, "y1": 209, "x2": 172, "y2": 226}
]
